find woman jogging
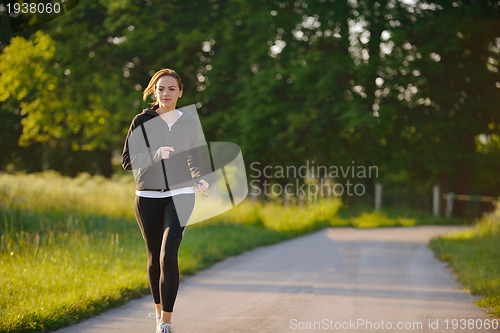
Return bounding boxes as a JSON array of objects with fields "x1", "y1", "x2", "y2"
[{"x1": 122, "y1": 68, "x2": 209, "y2": 333}]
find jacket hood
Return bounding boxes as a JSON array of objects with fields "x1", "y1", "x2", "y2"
[
  {"x1": 142, "y1": 105, "x2": 196, "y2": 121},
  {"x1": 143, "y1": 104, "x2": 160, "y2": 117}
]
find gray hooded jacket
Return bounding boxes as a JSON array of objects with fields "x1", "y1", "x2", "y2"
[{"x1": 121, "y1": 104, "x2": 209, "y2": 191}]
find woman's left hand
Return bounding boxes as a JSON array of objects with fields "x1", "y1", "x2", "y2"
[{"x1": 196, "y1": 179, "x2": 209, "y2": 193}]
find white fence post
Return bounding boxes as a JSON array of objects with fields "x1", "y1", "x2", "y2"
[
  {"x1": 433, "y1": 184, "x2": 440, "y2": 217},
  {"x1": 445, "y1": 192, "x2": 454, "y2": 217}
]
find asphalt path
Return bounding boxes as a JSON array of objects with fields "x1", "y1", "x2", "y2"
[{"x1": 54, "y1": 226, "x2": 499, "y2": 333}]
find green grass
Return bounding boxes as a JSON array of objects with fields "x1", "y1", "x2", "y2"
[
  {"x1": 0, "y1": 171, "x2": 341, "y2": 332},
  {"x1": 336, "y1": 203, "x2": 472, "y2": 228},
  {"x1": 0, "y1": 171, "x2": 493, "y2": 331},
  {"x1": 429, "y1": 204, "x2": 500, "y2": 318},
  {"x1": 0, "y1": 217, "x2": 290, "y2": 332}
]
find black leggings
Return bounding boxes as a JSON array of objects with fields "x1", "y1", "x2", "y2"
[{"x1": 134, "y1": 194, "x2": 195, "y2": 312}]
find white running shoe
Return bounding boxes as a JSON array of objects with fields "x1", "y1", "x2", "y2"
[
  {"x1": 157, "y1": 322, "x2": 176, "y2": 333},
  {"x1": 149, "y1": 313, "x2": 161, "y2": 326}
]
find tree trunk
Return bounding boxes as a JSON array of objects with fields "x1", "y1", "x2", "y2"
[{"x1": 99, "y1": 149, "x2": 113, "y2": 178}]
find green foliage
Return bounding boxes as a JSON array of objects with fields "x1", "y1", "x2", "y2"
[
  {"x1": 0, "y1": 31, "x2": 55, "y2": 102},
  {"x1": 260, "y1": 199, "x2": 342, "y2": 234},
  {"x1": 350, "y1": 211, "x2": 416, "y2": 228},
  {"x1": 0, "y1": 31, "x2": 60, "y2": 147},
  {"x1": 0, "y1": 0, "x2": 498, "y2": 204},
  {"x1": 0, "y1": 31, "x2": 114, "y2": 150},
  {"x1": 0, "y1": 171, "x2": 136, "y2": 221},
  {"x1": 390, "y1": 1, "x2": 500, "y2": 194},
  {"x1": 0, "y1": 27, "x2": 116, "y2": 175}
]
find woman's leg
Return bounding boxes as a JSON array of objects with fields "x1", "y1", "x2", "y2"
[
  {"x1": 159, "y1": 193, "x2": 195, "y2": 323},
  {"x1": 134, "y1": 196, "x2": 167, "y2": 313}
]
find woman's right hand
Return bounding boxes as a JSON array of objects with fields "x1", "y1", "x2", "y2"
[{"x1": 154, "y1": 146, "x2": 175, "y2": 160}]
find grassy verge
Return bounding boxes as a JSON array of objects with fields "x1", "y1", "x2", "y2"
[
  {"x1": 0, "y1": 172, "x2": 342, "y2": 332},
  {"x1": 429, "y1": 204, "x2": 500, "y2": 318},
  {"x1": 0, "y1": 171, "x2": 483, "y2": 331},
  {"x1": 0, "y1": 217, "x2": 290, "y2": 332},
  {"x1": 335, "y1": 203, "x2": 471, "y2": 228}
]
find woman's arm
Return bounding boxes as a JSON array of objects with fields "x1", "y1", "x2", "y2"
[
  {"x1": 122, "y1": 115, "x2": 161, "y2": 170},
  {"x1": 187, "y1": 120, "x2": 211, "y2": 191}
]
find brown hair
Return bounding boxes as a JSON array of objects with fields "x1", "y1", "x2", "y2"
[{"x1": 142, "y1": 68, "x2": 183, "y2": 104}]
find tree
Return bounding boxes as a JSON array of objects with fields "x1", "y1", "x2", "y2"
[{"x1": 392, "y1": 0, "x2": 500, "y2": 214}]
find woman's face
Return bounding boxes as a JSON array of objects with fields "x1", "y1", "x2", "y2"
[{"x1": 155, "y1": 75, "x2": 183, "y2": 109}]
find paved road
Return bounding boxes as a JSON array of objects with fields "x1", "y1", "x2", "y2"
[{"x1": 54, "y1": 226, "x2": 498, "y2": 333}]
